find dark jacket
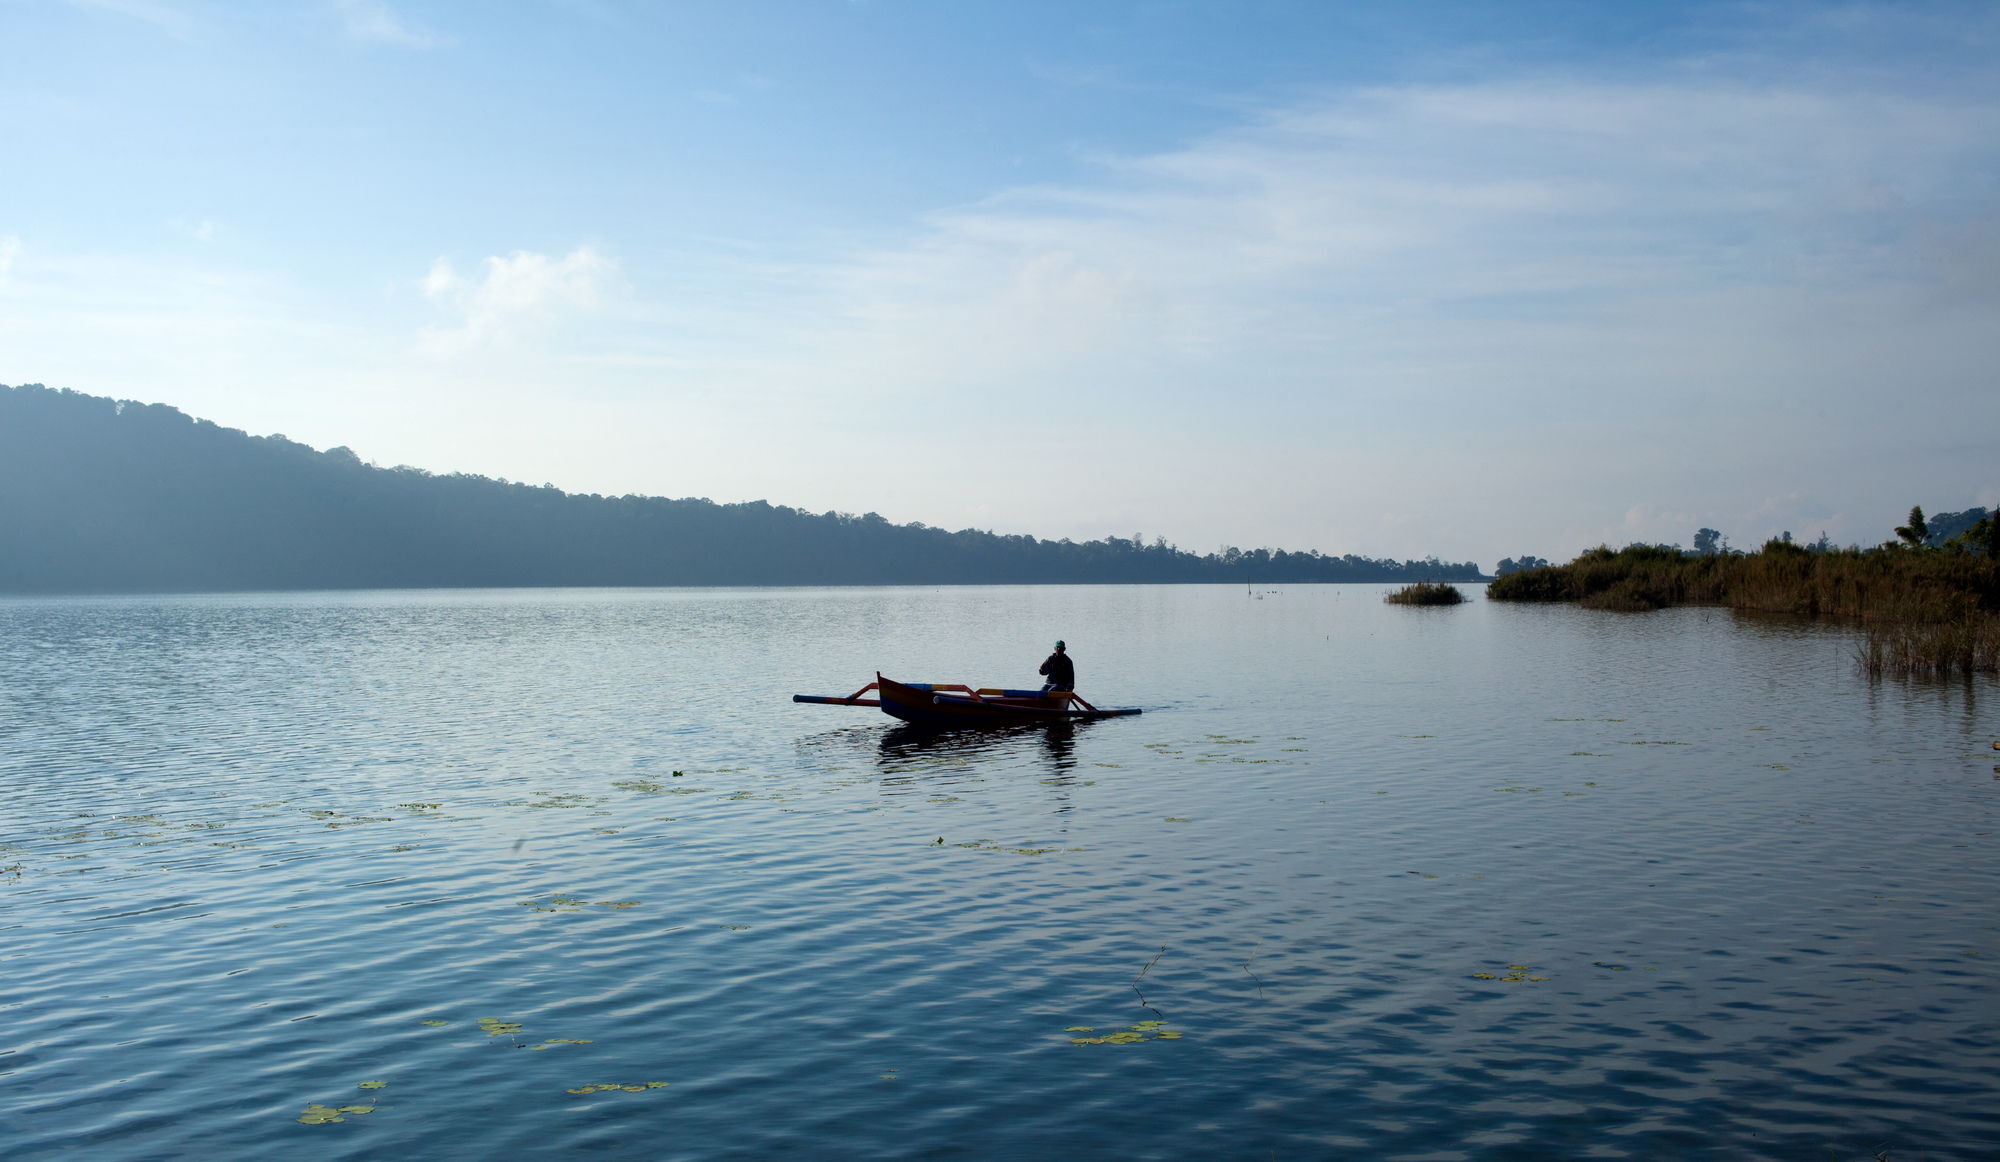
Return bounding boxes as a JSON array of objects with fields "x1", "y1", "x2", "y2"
[{"x1": 1038, "y1": 650, "x2": 1075, "y2": 690}]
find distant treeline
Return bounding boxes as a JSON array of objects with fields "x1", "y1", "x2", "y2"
[{"x1": 0, "y1": 384, "x2": 1483, "y2": 594}]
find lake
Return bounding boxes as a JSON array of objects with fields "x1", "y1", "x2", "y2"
[{"x1": 2, "y1": 584, "x2": 1994, "y2": 1161}]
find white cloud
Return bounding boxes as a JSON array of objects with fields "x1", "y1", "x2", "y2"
[
  {"x1": 418, "y1": 246, "x2": 615, "y2": 357},
  {"x1": 335, "y1": 0, "x2": 442, "y2": 48}
]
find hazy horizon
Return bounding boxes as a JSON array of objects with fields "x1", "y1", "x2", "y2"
[{"x1": 4, "y1": 0, "x2": 1996, "y2": 565}]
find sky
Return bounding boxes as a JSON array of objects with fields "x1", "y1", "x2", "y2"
[{"x1": 3, "y1": 0, "x2": 1996, "y2": 567}]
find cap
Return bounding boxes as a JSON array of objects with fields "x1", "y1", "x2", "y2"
[{"x1": 1054, "y1": 640, "x2": 1065, "y2": 650}]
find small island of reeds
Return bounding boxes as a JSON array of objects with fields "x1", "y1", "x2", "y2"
[
  {"x1": 1486, "y1": 509, "x2": 2000, "y2": 678},
  {"x1": 1385, "y1": 581, "x2": 1467, "y2": 605}
]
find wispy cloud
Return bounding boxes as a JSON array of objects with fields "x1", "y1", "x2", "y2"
[
  {"x1": 755, "y1": 62, "x2": 2000, "y2": 553},
  {"x1": 418, "y1": 246, "x2": 615, "y2": 357},
  {"x1": 64, "y1": 0, "x2": 195, "y2": 40},
  {"x1": 170, "y1": 219, "x2": 219, "y2": 243},
  {"x1": 335, "y1": 0, "x2": 443, "y2": 49}
]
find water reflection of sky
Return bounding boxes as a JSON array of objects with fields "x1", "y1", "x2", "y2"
[{"x1": 2, "y1": 586, "x2": 1995, "y2": 1162}]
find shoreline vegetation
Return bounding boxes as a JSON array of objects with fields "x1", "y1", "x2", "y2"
[
  {"x1": 1384, "y1": 581, "x2": 1466, "y2": 606},
  {"x1": 1487, "y1": 516, "x2": 2000, "y2": 678},
  {"x1": 0, "y1": 383, "x2": 1483, "y2": 593}
]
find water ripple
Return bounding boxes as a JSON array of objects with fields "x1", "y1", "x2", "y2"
[{"x1": 1, "y1": 587, "x2": 1994, "y2": 1160}]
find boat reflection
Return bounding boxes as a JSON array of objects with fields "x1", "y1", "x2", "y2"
[
  {"x1": 875, "y1": 720, "x2": 1085, "y2": 777},
  {"x1": 791, "y1": 719, "x2": 1095, "y2": 792}
]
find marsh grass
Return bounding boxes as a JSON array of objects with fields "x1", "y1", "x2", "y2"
[
  {"x1": 1385, "y1": 581, "x2": 1467, "y2": 606},
  {"x1": 1488, "y1": 544, "x2": 1999, "y2": 677},
  {"x1": 1860, "y1": 617, "x2": 2000, "y2": 679}
]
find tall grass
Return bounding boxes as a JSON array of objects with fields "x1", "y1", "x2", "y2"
[
  {"x1": 1385, "y1": 581, "x2": 1466, "y2": 606},
  {"x1": 1488, "y1": 542, "x2": 2000, "y2": 677}
]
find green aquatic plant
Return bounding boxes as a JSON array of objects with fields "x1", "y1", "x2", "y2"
[
  {"x1": 507, "y1": 793, "x2": 602, "y2": 809},
  {"x1": 1472, "y1": 964, "x2": 1549, "y2": 982},
  {"x1": 565, "y1": 1081, "x2": 668, "y2": 1095},
  {"x1": 297, "y1": 1103, "x2": 376, "y2": 1124},
  {"x1": 1385, "y1": 581, "x2": 1466, "y2": 605},
  {"x1": 611, "y1": 780, "x2": 664, "y2": 792},
  {"x1": 419, "y1": 1019, "x2": 450, "y2": 1027},
  {"x1": 357, "y1": 1080, "x2": 387, "y2": 1089},
  {"x1": 949, "y1": 839, "x2": 1075, "y2": 855},
  {"x1": 517, "y1": 894, "x2": 639, "y2": 912},
  {"x1": 477, "y1": 1017, "x2": 526, "y2": 1038},
  {"x1": 1067, "y1": 1020, "x2": 1186, "y2": 1046}
]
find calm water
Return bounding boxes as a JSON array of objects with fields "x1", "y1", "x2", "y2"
[{"x1": 2, "y1": 585, "x2": 1995, "y2": 1162}]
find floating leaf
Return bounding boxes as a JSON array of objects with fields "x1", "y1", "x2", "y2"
[
  {"x1": 1062, "y1": 1026, "x2": 1094, "y2": 1033},
  {"x1": 357, "y1": 1080, "x2": 387, "y2": 1089},
  {"x1": 419, "y1": 1020, "x2": 449, "y2": 1027},
  {"x1": 568, "y1": 1081, "x2": 667, "y2": 1095}
]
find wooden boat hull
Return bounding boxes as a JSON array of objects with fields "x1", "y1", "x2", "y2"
[
  {"x1": 877, "y1": 675, "x2": 1071, "y2": 727},
  {"x1": 795, "y1": 674, "x2": 1141, "y2": 729}
]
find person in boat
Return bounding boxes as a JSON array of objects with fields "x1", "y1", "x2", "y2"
[{"x1": 1038, "y1": 640, "x2": 1074, "y2": 695}]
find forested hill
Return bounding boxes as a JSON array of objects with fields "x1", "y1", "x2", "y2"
[{"x1": 0, "y1": 384, "x2": 1483, "y2": 594}]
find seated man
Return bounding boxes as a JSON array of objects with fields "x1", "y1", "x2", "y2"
[{"x1": 1038, "y1": 640, "x2": 1074, "y2": 696}]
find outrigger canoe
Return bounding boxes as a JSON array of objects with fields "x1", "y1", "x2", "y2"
[{"x1": 793, "y1": 673, "x2": 1142, "y2": 728}]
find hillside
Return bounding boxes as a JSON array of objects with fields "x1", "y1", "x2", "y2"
[{"x1": 0, "y1": 384, "x2": 1483, "y2": 594}]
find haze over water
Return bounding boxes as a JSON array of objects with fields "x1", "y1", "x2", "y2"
[{"x1": 2, "y1": 584, "x2": 1994, "y2": 1160}]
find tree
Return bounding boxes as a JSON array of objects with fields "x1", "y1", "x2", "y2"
[
  {"x1": 1942, "y1": 511, "x2": 1999, "y2": 559},
  {"x1": 1692, "y1": 528, "x2": 1722, "y2": 556},
  {"x1": 1894, "y1": 506, "x2": 1930, "y2": 549}
]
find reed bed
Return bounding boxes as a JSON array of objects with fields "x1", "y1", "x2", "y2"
[
  {"x1": 1859, "y1": 618, "x2": 2000, "y2": 679},
  {"x1": 1488, "y1": 543, "x2": 2000, "y2": 677},
  {"x1": 1385, "y1": 581, "x2": 1466, "y2": 606}
]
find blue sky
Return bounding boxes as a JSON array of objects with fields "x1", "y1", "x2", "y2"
[{"x1": 3, "y1": 0, "x2": 1996, "y2": 566}]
